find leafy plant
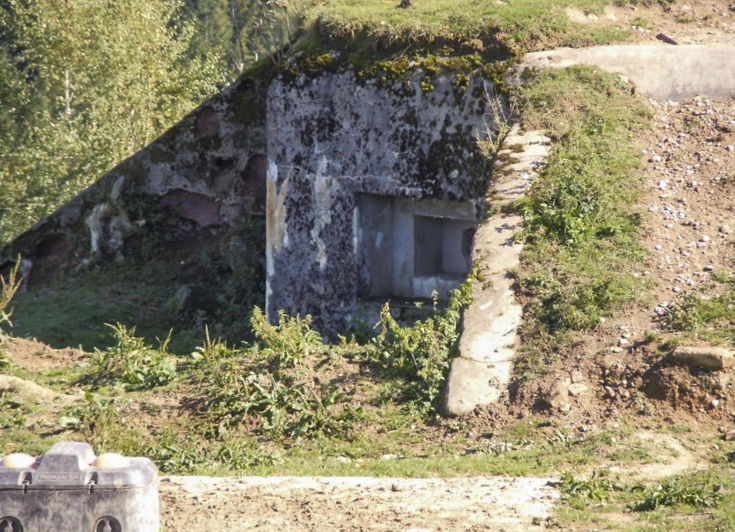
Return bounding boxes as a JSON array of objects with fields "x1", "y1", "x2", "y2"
[
  {"x1": 631, "y1": 473, "x2": 723, "y2": 511},
  {"x1": 365, "y1": 272, "x2": 474, "y2": 413},
  {"x1": 68, "y1": 391, "x2": 144, "y2": 455},
  {"x1": 663, "y1": 275, "x2": 735, "y2": 345},
  {"x1": 0, "y1": 388, "x2": 27, "y2": 430},
  {"x1": 561, "y1": 470, "x2": 622, "y2": 505},
  {"x1": 199, "y1": 311, "x2": 357, "y2": 440},
  {"x1": 144, "y1": 434, "x2": 209, "y2": 474},
  {"x1": 86, "y1": 323, "x2": 177, "y2": 390},
  {"x1": 215, "y1": 437, "x2": 283, "y2": 470},
  {"x1": 251, "y1": 307, "x2": 323, "y2": 370}
]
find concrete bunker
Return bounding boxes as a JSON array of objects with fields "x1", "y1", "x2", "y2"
[{"x1": 265, "y1": 69, "x2": 500, "y2": 333}]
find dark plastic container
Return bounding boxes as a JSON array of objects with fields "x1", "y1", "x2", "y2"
[{"x1": 0, "y1": 442, "x2": 159, "y2": 532}]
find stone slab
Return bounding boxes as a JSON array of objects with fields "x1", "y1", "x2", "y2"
[
  {"x1": 517, "y1": 45, "x2": 735, "y2": 101},
  {"x1": 671, "y1": 346, "x2": 735, "y2": 370},
  {"x1": 443, "y1": 126, "x2": 551, "y2": 416}
]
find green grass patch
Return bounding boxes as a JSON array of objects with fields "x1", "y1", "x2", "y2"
[
  {"x1": 513, "y1": 65, "x2": 651, "y2": 379},
  {"x1": 663, "y1": 273, "x2": 735, "y2": 346},
  {"x1": 4, "y1": 218, "x2": 265, "y2": 354},
  {"x1": 6, "y1": 262, "x2": 188, "y2": 352},
  {"x1": 557, "y1": 470, "x2": 735, "y2": 532},
  {"x1": 305, "y1": 0, "x2": 645, "y2": 58}
]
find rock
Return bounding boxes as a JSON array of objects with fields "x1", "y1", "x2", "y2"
[
  {"x1": 719, "y1": 224, "x2": 732, "y2": 234},
  {"x1": 568, "y1": 383, "x2": 589, "y2": 397},
  {"x1": 541, "y1": 379, "x2": 570, "y2": 409},
  {"x1": 724, "y1": 430, "x2": 735, "y2": 442},
  {"x1": 671, "y1": 346, "x2": 735, "y2": 370}
]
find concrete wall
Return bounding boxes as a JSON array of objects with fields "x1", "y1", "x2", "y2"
[
  {"x1": 266, "y1": 70, "x2": 501, "y2": 332},
  {"x1": 1, "y1": 77, "x2": 269, "y2": 283}
]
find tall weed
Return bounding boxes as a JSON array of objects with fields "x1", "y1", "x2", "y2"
[
  {"x1": 0, "y1": 258, "x2": 22, "y2": 332},
  {"x1": 366, "y1": 273, "x2": 474, "y2": 413},
  {"x1": 86, "y1": 323, "x2": 177, "y2": 390}
]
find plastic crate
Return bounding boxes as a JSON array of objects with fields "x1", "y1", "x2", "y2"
[{"x1": 0, "y1": 442, "x2": 159, "y2": 532}]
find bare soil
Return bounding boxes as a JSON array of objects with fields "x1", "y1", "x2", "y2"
[{"x1": 160, "y1": 475, "x2": 558, "y2": 532}]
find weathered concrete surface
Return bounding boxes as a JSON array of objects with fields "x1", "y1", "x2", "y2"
[
  {"x1": 517, "y1": 45, "x2": 735, "y2": 101},
  {"x1": 1, "y1": 77, "x2": 268, "y2": 281},
  {"x1": 444, "y1": 125, "x2": 551, "y2": 416},
  {"x1": 266, "y1": 68, "x2": 503, "y2": 332},
  {"x1": 671, "y1": 346, "x2": 735, "y2": 370}
]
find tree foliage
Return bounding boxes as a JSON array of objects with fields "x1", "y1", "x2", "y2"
[{"x1": 0, "y1": 0, "x2": 221, "y2": 244}]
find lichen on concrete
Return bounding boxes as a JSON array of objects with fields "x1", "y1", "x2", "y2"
[{"x1": 266, "y1": 68, "x2": 506, "y2": 333}]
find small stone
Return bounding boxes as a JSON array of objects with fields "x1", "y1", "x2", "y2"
[
  {"x1": 699, "y1": 235, "x2": 711, "y2": 242},
  {"x1": 719, "y1": 224, "x2": 732, "y2": 234},
  {"x1": 559, "y1": 403, "x2": 571, "y2": 413},
  {"x1": 704, "y1": 264, "x2": 714, "y2": 272},
  {"x1": 568, "y1": 383, "x2": 589, "y2": 397},
  {"x1": 611, "y1": 347, "x2": 624, "y2": 353},
  {"x1": 711, "y1": 399, "x2": 720, "y2": 408},
  {"x1": 724, "y1": 430, "x2": 735, "y2": 442},
  {"x1": 542, "y1": 379, "x2": 571, "y2": 409},
  {"x1": 618, "y1": 338, "x2": 630, "y2": 347},
  {"x1": 726, "y1": 145, "x2": 734, "y2": 152},
  {"x1": 654, "y1": 244, "x2": 663, "y2": 250}
]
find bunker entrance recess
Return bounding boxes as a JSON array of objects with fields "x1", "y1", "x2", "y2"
[{"x1": 356, "y1": 194, "x2": 477, "y2": 301}]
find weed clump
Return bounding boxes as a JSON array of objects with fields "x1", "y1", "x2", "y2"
[
  {"x1": 0, "y1": 258, "x2": 22, "y2": 334},
  {"x1": 85, "y1": 324, "x2": 177, "y2": 391},
  {"x1": 365, "y1": 274, "x2": 473, "y2": 413},
  {"x1": 663, "y1": 273, "x2": 735, "y2": 346}
]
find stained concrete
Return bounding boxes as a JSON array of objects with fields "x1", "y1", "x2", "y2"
[
  {"x1": 517, "y1": 45, "x2": 735, "y2": 101},
  {"x1": 444, "y1": 125, "x2": 551, "y2": 416},
  {"x1": 266, "y1": 70, "x2": 502, "y2": 332},
  {"x1": 1, "y1": 76, "x2": 268, "y2": 274}
]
